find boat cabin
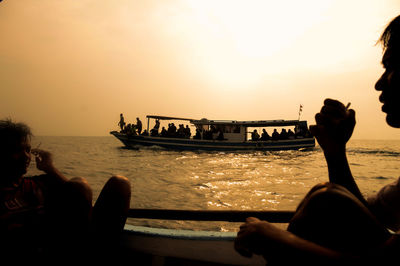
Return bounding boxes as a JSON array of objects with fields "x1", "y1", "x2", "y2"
[{"x1": 146, "y1": 115, "x2": 310, "y2": 142}]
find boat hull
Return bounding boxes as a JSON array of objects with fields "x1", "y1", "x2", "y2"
[
  {"x1": 110, "y1": 131, "x2": 315, "y2": 151},
  {"x1": 121, "y1": 225, "x2": 266, "y2": 265}
]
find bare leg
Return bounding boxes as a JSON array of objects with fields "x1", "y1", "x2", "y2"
[
  {"x1": 92, "y1": 175, "x2": 131, "y2": 233},
  {"x1": 45, "y1": 177, "x2": 93, "y2": 266},
  {"x1": 90, "y1": 175, "x2": 131, "y2": 265},
  {"x1": 288, "y1": 182, "x2": 390, "y2": 255}
]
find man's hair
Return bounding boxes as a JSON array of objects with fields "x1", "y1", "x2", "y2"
[
  {"x1": 0, "y1": 119, "x2": 32, "y2": 151},
  {"x1": 379, "y1": 15, "x2": 400, "y2": 50}
]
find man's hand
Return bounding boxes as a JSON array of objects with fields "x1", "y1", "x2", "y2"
[
  {"x1": 309, "y1": 99, "x2": 356, "y2": 154},
  {"x1": 235, "y1": 217, "x2": 280, "y2": 258},
  {"x1": 31, "y1": 149, "x2": 57, "y2": 173}
]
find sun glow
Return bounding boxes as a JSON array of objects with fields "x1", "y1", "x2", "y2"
[
  {"x1": 187, "y1": 0, "x2": 334, "y2": 58},
  {"x1": 156, "y1": 0, "x2": 336, "y2": 87}
]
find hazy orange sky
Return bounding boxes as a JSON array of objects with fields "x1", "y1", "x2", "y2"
[{"x1": 1, "y1": 0, "x2": 399, "y2": 139}]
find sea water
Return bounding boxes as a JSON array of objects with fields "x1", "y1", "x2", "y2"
[{"x1": 28, "y1": 136, "x2": 400, "y2": 231}]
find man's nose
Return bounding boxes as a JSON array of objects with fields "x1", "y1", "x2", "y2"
[{"x1": 375, "y1": 74, "x2": 385, "y2": 91}]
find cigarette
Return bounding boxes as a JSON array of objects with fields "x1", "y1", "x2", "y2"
[{"x1": 345, "y1": 102, "x2": 351, "y2": 110}]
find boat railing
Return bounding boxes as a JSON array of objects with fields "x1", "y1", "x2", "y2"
[
  {"x1": 124, "y1": 209, "x2": 283, "y2": 265},
  {"x1": 128, "y1": 208, "x2": 294, "y2": 223}
]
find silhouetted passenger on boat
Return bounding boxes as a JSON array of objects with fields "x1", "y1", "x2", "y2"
[
  {"x1": 141, "y1": 129, "x2": 149, "y2": 136},
  {"x1": 150, "y1": 128, "x2": 158, "y2": 136},
  {"x1": 184, "y1": 125, "x2": 191, "y2": 139},
  {"x1": 167, "y1": 123, "x2": 177, "y2": 137},
  {"x1": 193, "y1": 128, "x2": 201, "y2": 139},
  {"x1": 235, "y1": 15, "x2": 400, "y2": 266},
  {"x1": 216, "y1": 129, "x2": 225, "y2": 141},
  {"x1": 294, "y1": 124, "x2": 304, "y2": 138},
  {"x1": 118, "y1": 113, "x2": 125, "y2": 132},
  {"x1": 279, "y1": 128, "x2": 289, "y2": 140},
  {"x1": 304, "y1": 127, "x2": 312, "y2": 138},
  {"x1": 210, "y1": 125, "x2": 218, "y2": 134},
  {"x1": 150, "y1": 120, "x2": 160, "y2": 136},
  {"x1": 260, "y1": 129, "x2": 270, "y2": 141},
  {"x1": 136, "y1": 117, "x2": 142, "y2": 135},
  {"x1": 288, "y1": 128, "x2": 295, "y2": 139},
  {"x1": 126, "y1": 123, "x2": 136, "y2": 135},
  {"x1": 271, "y1": 129, "x2": 280, "y2": 140},
  {"x1": 177, "y1": 124, "x2": 185, "y2": 138},
  {"x1": 154, "y1": 119, "x2": 160, "y2": 131},
  {"x1": 160, "y1": 127, "x2": 168, "y2": 137},
  {"x1": 251, "y1": 129, "x2": 260, "y2": 141},
  {"x1": 203, "y1": 130, "x2": 213, "y2": 140},
  {"x1": 0, "y1": 119, "x2": 131, "y2": 266},
  {"x1": 295, "y1": 124, "x2": 312, "y2": 138}
]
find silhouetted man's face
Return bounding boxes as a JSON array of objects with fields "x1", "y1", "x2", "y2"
[
  {"x1": 2, "y1": 138, "x2": 32, "y2": 182},
  {"x1": 375, "y1": 47, "x2": 400, "y2": 128}
]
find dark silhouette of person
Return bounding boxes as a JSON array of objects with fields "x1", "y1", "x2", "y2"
[
  {"x1": 184, "y1": 125, "x2": 191, "y2": 138},
  {"x1": 141, "y1": 129, "x2": 149, "y2": 136},
  {"x1": 251, "y1": 129, "x2": 260, "y2": 141},
  {"x1": 260, "y1": 129, "x2": 270, "y2": 141},
  {"x1": 177, "y1": 124, "x2": 185, "y2": 138},
  {"x1": 203, "y1": 130, "x2": 213, "y2": 140},
  {"x1": 160, "y1": 127, "x2": 167, "y2": 137},
  {"x1": 210, "y1": 125, "x2": 218, "y2": 134},
  {"x1": 167, "y1": 123, "x2": 177, "y2": 137},
  {"x1": 150, "y1": 119, "x2": 160, "y2": 136},
  {"x1": 288, "y1": 128, "x2": 295, "y2": 139},
  {"x1": 216, "y1": 129, "x2": 224, "y2": 140},
  {"x1": 118, "y1": 113, "x2": 125, "y2": 132},
  {"x1": 279, "y1": 128, "x2": 289, "y2": 140},
  {"x1": 0, "y1": 119, "x2": 131, "y2": 266},
  {"x1": 193, "y1": 128, "x2": 201, "y2": 139},
  {"x1": 235, "y1": 15, "x2": 400, "y2": 266},
  {"x1": 271, "y1": 128, "x2": 280, "y2": 140},
  {"x1": 136, "y1": 117, "x2": 142, "y2": 135}
]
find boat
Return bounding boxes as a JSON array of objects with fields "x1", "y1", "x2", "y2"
[
  {"x1": 110, "y1": 115, "x2": 315, "y2": 151},
  {"x1": 121, "y1": 209, "x2": 294, "y2": 265}
]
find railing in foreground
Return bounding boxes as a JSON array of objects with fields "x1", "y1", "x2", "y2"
[{"x1": 128, "y1": 209, "x2": 294, "y2": 223}]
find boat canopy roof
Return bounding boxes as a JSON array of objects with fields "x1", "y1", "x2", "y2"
[
  {"x1": 146, "y1": 115, "x2": 194, "y2": 121},
  {"x1": 191, "y1": 119, "x2": 308, "y2": 127},
  {"x1": 146, "y1": 115, "x2": 308, "y2": 128}
]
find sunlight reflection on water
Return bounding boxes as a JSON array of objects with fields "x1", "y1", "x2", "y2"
[{"x1": 28, "y1": 137, "x2": 400, "y2": 231}]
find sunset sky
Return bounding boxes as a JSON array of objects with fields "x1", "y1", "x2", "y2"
[{"x1": 1, "y1": 0, "x2": 399, "y2": 139}]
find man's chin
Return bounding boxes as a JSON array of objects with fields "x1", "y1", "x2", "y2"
[
  {"x1": 15, "y1": 166, "x2": 28, "y2": 177},
  {"x1": 386, "y1": 115, "x2": 400, "y2": 128}
]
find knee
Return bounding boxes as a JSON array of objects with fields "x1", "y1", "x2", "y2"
[
  {"x1": 105, "y1": 175, "x2": 131, "y2": 198},
  {"x1": 308, "y1": 182, "x2": 352, "y2": 197},
  {"x1": 68, "y1": 177, "x2": 90, "y2": 190},
  {"x1": 289, "y1": 183, "x2": 354, "y2": 231},
  {"x1": 298, "y1": 182, "x2": 331, "y2": 207},
  {"x1": 64, "y1": 177, "x2": 93, "y2": 204},
  {"x1": 303, "y1": 183, "x2": 359, "y2": 214},
  {"x1": 308, "y1": 182, "x2": 336, "y2": 193}
]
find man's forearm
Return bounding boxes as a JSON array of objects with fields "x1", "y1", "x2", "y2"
[
  {"x1": 324, "y1": 150, "x2": 366, "y2": 204},
  {"x1": 44, "y1": 166, "x2": 68, "y2": 183},
  {"x1": 258, "y1": 225, "x2": 358, "y2": 266}
]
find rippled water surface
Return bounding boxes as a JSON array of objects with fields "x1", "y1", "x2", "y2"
[{"x1": 28, "y1": 137, "x2": 400, "y2": 231}]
